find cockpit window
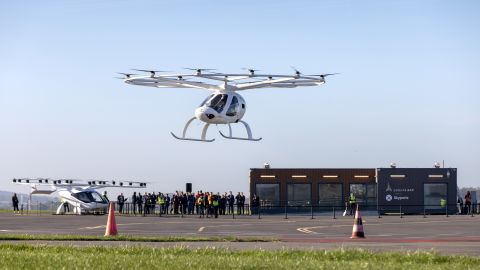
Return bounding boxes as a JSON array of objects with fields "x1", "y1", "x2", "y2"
[
  {"x1": 206, "y1": 94, "x2": 228, "y2": 113},
  {"x1": 226, "y1": 96, "x2": 239, "y2": 117},
  {"x1": 91, "y1": 192, "x2": 106, "y2": 203},
  {"x1": 73, "y1": 191, "x2": 106, "y2": 203},
  {"x1": 199, "y1": 94, "x2": 214, "y2": 107}
]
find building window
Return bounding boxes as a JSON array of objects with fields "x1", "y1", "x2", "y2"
[
  {"x1": 424, "y1": 183, "x2": 447, "y2": 210},
  {"x1": 349, "y1": 184, "x2": 366, "y2": 204},
  {"x1": 366, "y1": 184, "x2": 377, "y2": 205},
  {"x1": 350, "y1": 184, "x2": 376, "y2": 206},
  {"x1": 287, "y1": 183, "x2": 311, "y2": 206},
  {"x1": 318, "y1": 183, "x2": 343, "y2": 207},
  {"x1": 255, "y1": 184, "x2": 280, "y2": 207}
]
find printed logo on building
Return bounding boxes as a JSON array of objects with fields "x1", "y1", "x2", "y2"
[
  {"x1": 386, "y1": 183, "x2": 392, "y2": 192},
  {"x1": 386, "y1": 194, "x2": 393, "y2": 202}
]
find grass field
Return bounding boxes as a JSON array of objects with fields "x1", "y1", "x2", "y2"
[
  {"x1": 0, "y1": 234, "x2": 276, "y2": 242},
  {"x1": 0, "y1": 244, "x2": 478, "y2": 270}
]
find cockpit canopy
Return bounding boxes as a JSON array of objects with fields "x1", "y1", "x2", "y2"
[
  {"x1": 72, "y1": 191, "x2": 107, "y2": 204},
  {"x1": 200, "y1": 93, "x2": 242, "y2": 116}
]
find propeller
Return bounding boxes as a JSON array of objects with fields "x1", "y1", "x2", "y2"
[
  {"x1": 241, "y1": 68, "x2": 261, "y2": 76},
  {"x1": 184, "y1": 68, "x2": 216, "y2": 75},
  {"x1": 308, "y1": 73, "x2": 340, "y2": 78},
  {"x1": 290, "y1": 66, "x2": 302, "y2": 77},
  {"x1": 117, "y1": 72, "x2": 138, "y2": 78},
  {"x1": 132, "y1": 69, "x2": 168, "y2": 77}
]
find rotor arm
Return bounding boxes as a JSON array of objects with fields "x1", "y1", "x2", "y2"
[
  {"x1": 234, "y1": 77, "x2": 298, "y2": 90},
  {"x1": 128, "y1": 76, "x2": 221, "y2": 91}
]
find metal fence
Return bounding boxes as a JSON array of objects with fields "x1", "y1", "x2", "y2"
[
  {"x1": 252, "y1": 201, "x2": 479, "y2": 219},
  {"x1": 114, "y1": 202, "x2": 251, "y2": 217},
  {"x1": 3, "y1": 201, "x2": 479, "y2": 219}
]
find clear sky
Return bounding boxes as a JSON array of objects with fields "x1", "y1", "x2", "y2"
[{"x1": 1, "y1": 0, "x2": 479, "y2": 196}]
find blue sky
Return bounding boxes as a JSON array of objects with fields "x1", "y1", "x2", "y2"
[{"x1": 1, "y1": 0, "x2": 479, "y2": 195}]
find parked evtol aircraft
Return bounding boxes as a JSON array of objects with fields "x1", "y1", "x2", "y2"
[
  {"x1": 13, "y1": 178, "x2": 146, "y2": 215},
  {"x1": 117, "y1": 67, "x2": 337, "y2": 142}
]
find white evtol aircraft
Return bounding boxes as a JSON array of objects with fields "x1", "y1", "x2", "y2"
[
  {"x1": 117, "y1": 68, "x2": 337, "y2": 142},
  {"x1": 13, "y1": 178, "x2": 146, "y2": 215}
]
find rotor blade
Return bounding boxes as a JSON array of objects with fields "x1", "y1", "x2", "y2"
[
  {"x1": 184, "y1": 68, "x2": 216, "y2": 71},
  {"x1": 132, "y1": 69, "x2": 169, "y2": 73},
  {"x1": 241, "y1": 67, "x2": 261, "y2": 75},
  {"x1": 290, "y1": 66, "x2": 302, "y2": 76},
  {"x1": 308, "y1": 73, "x2": 340, "y2": 77},
  {"x1": 117, "y1": 72, "x2": 139, "y2": 76},
  {"x1": 241, "y1": 68, "x2": 261, "y2": 71}
]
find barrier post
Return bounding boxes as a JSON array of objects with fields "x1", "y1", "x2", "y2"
[
  {"x1": 423, "y1": 205, "x2": 426, "y2": 218},
  {"x1": 284, "y1": 204, "x2": 288, "y2": 219},
  {"x1": 333, "y1": 205, "x2": 336, "y2": 219},
  {"x1": 400, "y1": 204, "x2": 403, "y2": 218},
  {"x1": 258, "y1": 205, "x2": 261, "y2": 219},
  {"x1": 311, "y1": 205, "x2": 314, "y2": 219},
  {"x1": 446, "y1": 204, "x2": 449, "y2": 217}
]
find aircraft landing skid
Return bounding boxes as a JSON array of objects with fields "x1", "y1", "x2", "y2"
[
  {"x1": 218, "y1": 121, "x2": 262, "y2": 141},
  {"x1": 170, "y1": 117, "x2": 215, "y2": 142},
  {"x1": 171, "y1": 118, "x2": 261, "y2": 142}
]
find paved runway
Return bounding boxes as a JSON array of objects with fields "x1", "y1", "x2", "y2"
[{"x1": 1, "y1": 213, "x2": 479, "y2": 255}]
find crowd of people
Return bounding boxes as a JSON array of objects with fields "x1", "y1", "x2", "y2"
[{"x1": 116, "y1": 191, "x2": 257, "y2": 218}]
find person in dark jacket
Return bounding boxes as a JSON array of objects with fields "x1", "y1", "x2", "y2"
[
  {"x1": 235, "y1": 192, "x2": 241, "y2": 215},
  {"x1": 12, "y1": 193, "x2": 19, "y2": 213},
  {"x1": 131, "y1": 192, "x2": 137, "y2": 214},
  {"x1": 240, "y1": 192, "x2": 246, "y2": 215},
  {"x1": 137, "y1": 193, "x2": 143, "y2": 215},
  {"x1": 227, "y1": 191, "x2": 234, "y2": 215},
  {"x1": 117, "y1": 193, "x2": 126, "y2": 214},
  {"x1": 252, "y1": 194, "x2": 259, "y2": 214},
  {"x1": 165, "y1": 194, "x2": 170, "y2": 215}
]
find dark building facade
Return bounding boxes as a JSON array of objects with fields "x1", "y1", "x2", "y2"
[
  {"x1": 250, "y1": 167, "x2": 457, "y2": 214},
  {"x1": 377, "y1": 167, "x2": 457, "y2": 214},
  {"x1": 249, "y1": 168, "x2": 377, "y2": 209}
]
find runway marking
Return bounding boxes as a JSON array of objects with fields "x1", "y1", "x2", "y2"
[
  {"x1": 296, "y1": 220, "x2": 459, "y2": 235},
  {"x1": 198, "y1": 227, "x2": 205, "y2": 232},
  {"x1": 297, "y1": 227, "x2": 323, "y2": 234},
  {"x1": 80, "y1": 222, "x2": 151, "y2": 230},
  {"x1": 0, "y1": 230, "x2": 10, "y2": 232}
]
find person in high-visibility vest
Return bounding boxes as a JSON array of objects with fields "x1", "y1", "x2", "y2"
[
  {"x1": 197, "y1": 196, "x2": 205, "y2": 217},
  {"x1": 212, "y1": 196, "x2": 219, "y2": 218},
  {"x1": 158, "y1": 194, "x2": 165, "y2": 214},
  {"x1": 349, "y1": 193, "x2": 356, "y2": 216},
  {"x1": 440, "y1": 198, "x2": 446, "y2": 208}
]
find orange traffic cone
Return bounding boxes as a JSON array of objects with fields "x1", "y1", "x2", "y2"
[
  {"x1": 104, "y1": 202, "x2": 118, "y2": 236},
  {"x1": 350, "y1": 205, "x2": 365, "y2": 238}
]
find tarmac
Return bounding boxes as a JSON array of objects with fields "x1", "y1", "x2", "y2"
[{"x1": 0, "y1": 212, "x2": 479, "y2": 256}]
